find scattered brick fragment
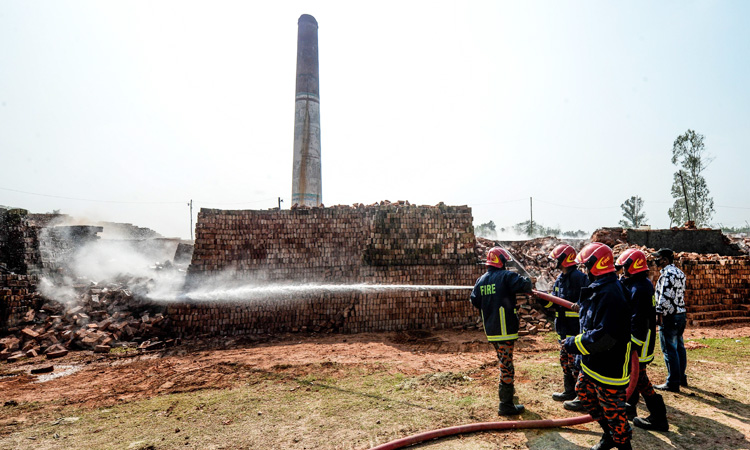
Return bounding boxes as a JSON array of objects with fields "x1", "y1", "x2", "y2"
[{"x1": 30, "y1": 365, "x2": 54, "y2": 374}]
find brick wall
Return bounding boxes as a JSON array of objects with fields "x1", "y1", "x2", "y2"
[
  {"x1": 0, "y1": 274, "x2": 41, "y2": 333},
  {"x1": 0, "y1": 209, "x2": 42, "y2": 274},
  {"x1": 168, "y1": 288, "x2": 475, "y2": 336},
  {"x1": 676, "y1": 257, "x2": 750, "y2": 326},
  {"x1": 186, "y1": 204, "x2": 479, "y2": 284},
  {"x1": 171, "y1": 204, "x2": 485, "y2": 336}
]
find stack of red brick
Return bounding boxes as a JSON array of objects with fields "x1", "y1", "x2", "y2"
[
  {"x1": 189, "y1": 202, "x2": 478, "y2": 284},
  {"x1": 0, "y1": 274, "x2": 41, "y2": 332},
  {"x1": 677, "y1": 255, "x2": 750, "y2": 326}
]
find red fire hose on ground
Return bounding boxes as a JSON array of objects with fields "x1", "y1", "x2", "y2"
[{"x1": 369, "y1": 290, "x2": 639, "y2": 450}]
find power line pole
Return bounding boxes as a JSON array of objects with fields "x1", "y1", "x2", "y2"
[
  {"x1": 188, "y1": 199, "x2": 193, "y2": 241},
  {"x1": 529, "y1": 197, "x2": 534, "y2": 236}
]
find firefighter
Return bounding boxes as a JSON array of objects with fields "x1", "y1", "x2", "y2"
[
  {"x1": 544, "y1": 244, "x2": 588, "y2": 406},
  {"x1": 470, "y1": 246, "x2": 533, "y2": 415},
  {"x1": 563, "y1": 243, "x2": 633, "y2": 450},
  {"x1": 616, "y1": 248, "x2": 669, "y2": 431}
]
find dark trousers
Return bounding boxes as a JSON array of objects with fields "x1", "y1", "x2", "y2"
[
  {"x1": 659, "y1": 312, "x2": 687, "y2": 387},
  {"x1": 492, "y1": 340, "x2": 515, "y2": 385},
  {"x1": 577, "y1": 373, "x2": 631, "y2": 445}
]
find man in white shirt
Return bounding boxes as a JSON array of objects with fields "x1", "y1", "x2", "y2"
[{"x1": 652, "y1": 248, "x2": 687, "y2": 392}]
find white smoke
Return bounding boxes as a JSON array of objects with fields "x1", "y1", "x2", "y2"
[{"x1": 37, "y1": 225, "x2": 186, "y2": 306}]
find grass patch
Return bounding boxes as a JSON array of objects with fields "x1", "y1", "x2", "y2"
[{"x1": 685, "y1": 336, "x2": 750, "y2": 363}]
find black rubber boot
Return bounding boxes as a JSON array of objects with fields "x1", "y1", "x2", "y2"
[
  {"x1": 590, "y1": 419, "x2": 615, "y2": 450},
  {"x1": 498, "y1": 383, "x2": 525, "y2": 416},
  {"x1": 633, "y1": 393, "x2": 669, "y2": 431},
  {"x1": 625, "y1": 391, "x2": 640, "y2": 420},
  {"x1": 564, "y1": 396, "x2": 585, "y2": 412},
  {"x1": 552, "y1": 373, "x2": 577, "y2": 401}
]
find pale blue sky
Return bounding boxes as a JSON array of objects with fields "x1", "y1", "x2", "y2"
[{"x1": 1, "y1": 1, "x2": 748, "y2": 239}]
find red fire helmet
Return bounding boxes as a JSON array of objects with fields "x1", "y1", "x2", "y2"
[
  {"x1": 549, "y1": 244, "x2": 578, "y2": 268},
  {"x1": 615, "y1": 248, "x2": 649, "y2": 276},
  {"x1": 575, "y1": 242, "x2": 616, "y2": 276},
  {"x1": 486, "y1": 246, "x2": 512, "y2": 269}
]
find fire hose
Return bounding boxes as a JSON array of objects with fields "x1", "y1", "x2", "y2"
[
  {"x1": 369, "y1": 290, "x2": 639, "y2": 450},
  {"x1": 532, "y1": 289, "x2": 577, "y2": 311}
]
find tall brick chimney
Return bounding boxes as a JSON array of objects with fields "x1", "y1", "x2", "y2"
[{"x1": 291, "y1": 14, "x2": 322, "y2": 207}]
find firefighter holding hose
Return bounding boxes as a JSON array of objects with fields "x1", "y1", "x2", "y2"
[
  {"x1": 544, "y1": 244, "x2": 589, "y2": 407},
  {"x1": 563, "y1": 243, "x2": 633, "y2": 450},
  {"x1": 470, "y1": 246, "x2": 533, "y2": 416},
  {"x1": 616, "y1": 248, "x2": 669, "y2": 432}
]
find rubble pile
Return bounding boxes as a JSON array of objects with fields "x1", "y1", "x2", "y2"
[
  {"x1": 730, "y1": 235, "x2": 750, "y2": 254},
  {"x1": 0, "y1": 279, "x2": 173, "y2": 363},
  {"x1": 514, "y1": 294, "x2": 553, "y2": 335}
]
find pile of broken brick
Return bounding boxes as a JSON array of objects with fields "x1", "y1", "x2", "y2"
[{"x1": 1, "y1": 281, "x2": 175, "y2": 363}]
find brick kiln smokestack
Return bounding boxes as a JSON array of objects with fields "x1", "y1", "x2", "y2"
[{"x1": 291, "y1": 14, "x2": 322, "y2": 207}]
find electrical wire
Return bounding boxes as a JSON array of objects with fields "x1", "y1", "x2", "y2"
[
  {"x1": 0, "y1": 186, "x2": 185, "y2": 205},
  {"x1": 0, "y1": 186, "x2": 278, "y2": 208},
  {"x1": 468, "y1": 199, "x2": 528, "y2": 207},
  {"x1": 533, "y1": 198, "x2": 620, "y2": 210}
]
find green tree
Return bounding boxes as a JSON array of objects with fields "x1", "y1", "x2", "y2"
[
  {"x1": 667, "y1": 130, "x2": 715, "y2": 227},
  {"x1": 474, "y1": 220, "x2": 497, "y2": 238},
  {"x1": 619, "y1": 196, "x2": 647, "y2": 228}
]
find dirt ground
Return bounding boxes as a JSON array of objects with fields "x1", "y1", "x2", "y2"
[
  {"x1": 1, "y1": 325, "x2": 749, "y2": 449},
  {"x1": 0, "y1": 330, "x2": 515, "y2": 408}
]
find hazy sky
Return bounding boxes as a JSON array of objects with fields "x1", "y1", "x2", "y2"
[{"x1": 2, "y1": 1, "x2": 749, "y2": 239}]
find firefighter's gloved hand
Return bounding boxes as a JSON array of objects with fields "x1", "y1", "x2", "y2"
[
  {"x1": 571, "y1": 303, "x2": 580, "y2": 313},
  {"x1": 562, "y1": 336, "x2": 578, "y2": 355}
]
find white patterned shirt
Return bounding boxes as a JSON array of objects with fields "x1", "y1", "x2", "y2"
[{"x1": 655, "y1": 264, "x2": 686, "y2": 315}]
